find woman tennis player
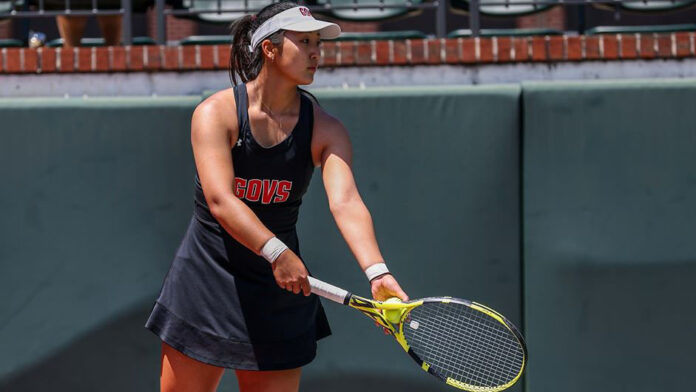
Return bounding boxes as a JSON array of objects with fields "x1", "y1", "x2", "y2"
[{"x1": 145, "y1": 2, "x2": 409, "y2": 391}]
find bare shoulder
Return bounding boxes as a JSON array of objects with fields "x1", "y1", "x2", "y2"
[
  {"x1": 191, "y1": 88, "x2": 239, "y2": 145},
  {"x1": 309, "y1": 99, "x2": 352, "y2": 166},
  {"x1": 193, "y1": 88, "x2": 237, "y2": 125},
  {"x1": 311, "y1": 101, "x2": 349, "y2": 140}
]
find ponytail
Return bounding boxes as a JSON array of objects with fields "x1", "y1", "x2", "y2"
[{"x1": 229, "y1": 15, "x2": 260, "y2": 85}]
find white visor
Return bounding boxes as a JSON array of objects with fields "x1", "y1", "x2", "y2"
[{"x1": 248, "y1": 6, "x2": 341, "y2": 52}]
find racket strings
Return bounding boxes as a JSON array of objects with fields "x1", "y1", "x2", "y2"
[
  {"x1": 430, "y1": 307, "x2": 521, "y2": 386},
  {"x1": 442, "y1": 309, "x2": 523, "y2": 382},
  {"x1": 403, "y1": 301, "x2": 524, "y2": 390},
  {"x1": 413, "y1": 308, "x2": 514, "y2": 385},
  {"x1": 419, "y1": 305, "x2": 522, "y2": 386},
  {"x1": 409, "y1": 306, "x2": 521, "y2": 387}
]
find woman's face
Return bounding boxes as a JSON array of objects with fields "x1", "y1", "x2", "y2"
[{"x1": 271, "y1": 30, "x2": 321, "y2": 85}]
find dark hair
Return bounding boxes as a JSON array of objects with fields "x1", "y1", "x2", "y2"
[{"x1": 229, "y1": 1, "x2": 298, "y2": 85}]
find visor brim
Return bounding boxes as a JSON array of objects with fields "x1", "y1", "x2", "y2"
[{"x1": 283, "y1": 21, "x2": 341, "y2": 40}]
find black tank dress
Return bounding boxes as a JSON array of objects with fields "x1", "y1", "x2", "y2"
[{"x1": 145, "y1": 83, "x2": 331, "y2": 370}]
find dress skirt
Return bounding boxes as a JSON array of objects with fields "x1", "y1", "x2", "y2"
[{"x1": 145, "y1": 213, "x2": 331, "y2": 370}]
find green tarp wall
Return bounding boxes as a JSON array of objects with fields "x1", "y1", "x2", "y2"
[
  {"x1": 0, "y1": 86, "x2": 522, "y2": 392},
  {"x1": 522, "y1": 80, "x2": 696, "y2": 392},
  {"x1": 1, "y1": 79, "x2": 695, "y2": 392}
]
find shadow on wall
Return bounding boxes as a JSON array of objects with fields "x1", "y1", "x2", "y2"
[
  {"x1": 0, "y1": 301, "x2": 160, "y2": 392},
  {"x1": 525, "y1": 258, "x2": 696, "y2": 392},
  {"x1": 0, "y1": 300, "x2": 451, "y2": 392},
  {"x1": 302, "y1": 374, "x2": 452, "y2": 392}
]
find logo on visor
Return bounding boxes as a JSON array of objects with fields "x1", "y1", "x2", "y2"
[{"x1": 299, "y1": 7, "x2": 311, "y2": 16}]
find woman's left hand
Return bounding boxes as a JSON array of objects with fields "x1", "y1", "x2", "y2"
[
  {"x1": 370, "y1": 274, "x2": 409, "y2": 302},
  {"x1": 370, "y1": 274, "x2": 409, "y2": 334}
]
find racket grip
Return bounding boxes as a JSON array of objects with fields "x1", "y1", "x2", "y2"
[{"x1": 308, "y1": 276, "x2": 350, "y2": 305}]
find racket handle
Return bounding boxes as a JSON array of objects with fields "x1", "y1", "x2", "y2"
[{"x1": 308, "y1": 276, "x2": 350, "y2": 305}]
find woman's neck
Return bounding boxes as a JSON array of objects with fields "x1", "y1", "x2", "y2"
[{"x1": 247, "y1": 70, "x2": 300, "y2": 114}]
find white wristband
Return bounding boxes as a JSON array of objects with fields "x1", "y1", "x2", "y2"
[
  {"x1": 260, "y1": 237, "x2": 288, "y2": 264},
  {"x1": 364, "y1": 263, "x2": 389, "y2": 281}
]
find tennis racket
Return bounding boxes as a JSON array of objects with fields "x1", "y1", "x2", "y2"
[{"x1": 308, "y1": 276, "x2": 527, "y2": 392}]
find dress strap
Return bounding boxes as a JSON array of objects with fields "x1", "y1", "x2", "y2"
[
  {"x1": 233, "y1": 83, "x2": 250, "y2": 148},
  {"x1": 295, "y1": 91, "x2": 315, "y2": 150}
]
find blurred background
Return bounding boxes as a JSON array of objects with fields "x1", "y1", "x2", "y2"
[
  {"x1": 1, "y1": 1, "x2": 695, "y2": 391},
  {"x1": 1, "y1": 0, "x2": 696, "y2": 44}
]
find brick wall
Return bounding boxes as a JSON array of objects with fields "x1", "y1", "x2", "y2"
[
  {"x1": 146, "y1": 7, "x2": 198, "y2": 42},
  {"x1": 1, "y1": 33, "x2": 695, "y2": 74},
  {"x1": 334, "y1": 21, "x2": 380, "y2": 33},
  {"x1": 517, "y1": 7, "x2": 566, "y2": 31},
  {"x1": 0, "y1": 20, "x2": 12, "y2": 40}
]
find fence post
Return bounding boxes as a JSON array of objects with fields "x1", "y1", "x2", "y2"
[
  {"x1": 156, "y1": 0, "x2": 166, "y2": 45},
  {"x1": 436, "y1": 0, "x2": 447, "y2": 38},
  {"x1": 469, "y1": 0, "x2": 480, "y2": 36},
  {"x1": 121, "y1": 0, "x2": 132, "y2": 45}
]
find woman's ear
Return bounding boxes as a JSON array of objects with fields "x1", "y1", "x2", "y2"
[{"x1": 261, "y1": 40, "x2": 275, "y2": 61}]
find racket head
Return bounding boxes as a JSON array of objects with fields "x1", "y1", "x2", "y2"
[{"x1": 395, "y1": 297, "x2": 527, "y2": 392}]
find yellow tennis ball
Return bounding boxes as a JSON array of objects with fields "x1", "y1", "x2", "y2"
[{"x1": 383, "y1": 297, "x2": 403, "y2": 324}]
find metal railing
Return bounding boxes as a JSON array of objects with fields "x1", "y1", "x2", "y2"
[
  {"x1": 154, "y1": 0, "x2": 447, "y2": 43},
  {"x1": 465, "y1": 0, "x2": 694, "y2": 36},
  {"x1": 1, "y1": 0, "x2": 694, "y2": 45},
  {"x1": 1, "y1": 0, "x2": 134, "y2": 44}
]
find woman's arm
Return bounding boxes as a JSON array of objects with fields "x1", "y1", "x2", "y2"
[
  {"x1": 192, "y1": 92, "x2": 310, "y2": 295},
  {"x1": 312, "y1": 108, "x2": 408, "y2": 301}
]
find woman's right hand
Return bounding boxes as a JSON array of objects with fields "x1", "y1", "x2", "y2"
[{"x1": 271, "y1": 251, "x2": 311, "y2": 296}]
